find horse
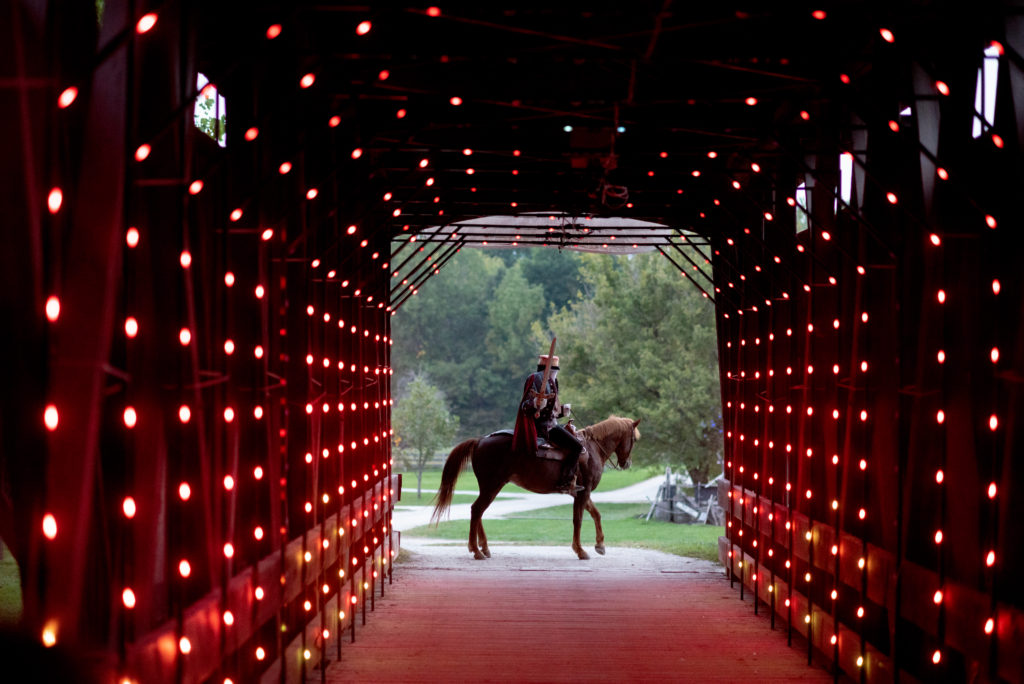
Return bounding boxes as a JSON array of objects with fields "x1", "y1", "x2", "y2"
[{"x1": 431, "y1": 416, "x2": 641, "y2": 560}]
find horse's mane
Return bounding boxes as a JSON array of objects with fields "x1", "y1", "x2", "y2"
[{"x1": 581, "y1": 415, "x2": 639, "y2": 442}]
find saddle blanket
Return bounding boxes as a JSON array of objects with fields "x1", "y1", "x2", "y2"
[{"x1": 486, "y1": 429, "x2": 568, "y2": 462}]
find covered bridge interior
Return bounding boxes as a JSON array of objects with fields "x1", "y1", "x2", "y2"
[{"x1": 2, "y1": 1, "x2": 1023, "y2": 682}]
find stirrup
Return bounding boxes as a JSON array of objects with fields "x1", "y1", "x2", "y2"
[{"x1": 556, "y1": 475, "x2": 583, "y2": 494}]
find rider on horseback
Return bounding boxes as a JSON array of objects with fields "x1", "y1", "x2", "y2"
[{"x1": 511, "y1": 353, "x2": 584, "y2": 494}]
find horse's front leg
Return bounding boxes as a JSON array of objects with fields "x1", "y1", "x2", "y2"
[
  {"x1": 571, "y1": 493, "x2": 590, "y2": 560},
  {"x1": 584, "y1": 498, "x2": 605, "y2": 555}
]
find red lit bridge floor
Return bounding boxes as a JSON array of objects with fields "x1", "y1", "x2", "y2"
[{"x1": 323, "y1": 539, "x2": 832, "y2": 682}]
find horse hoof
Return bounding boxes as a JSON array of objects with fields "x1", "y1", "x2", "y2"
[
  {"x1": 482, "y1": 549, "x2": 491, "y2": 558},
  {"x1": 595, "y1": 545, "x2": 606, "y2": 555},
  {"x1": 577, "y1": 550, "x2": 590, "y2": 560},
  {"x1": 473, "y1": 551, "x2": 487, "y2": 560}
]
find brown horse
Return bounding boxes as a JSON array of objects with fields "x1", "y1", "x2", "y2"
[{"x1": 431, "y1": 416, "x2": 641, "y2": 560}]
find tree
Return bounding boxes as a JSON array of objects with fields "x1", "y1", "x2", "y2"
[
  {"x1": 391, "y1": 249, "x2": 504, "y2": 436},
  {"x1": 547, "y1": 254, "x2": 722, "y2": 483},
  {"x1": 518, "y1": 247, "x2": 584, "y2": 312},
  {"x1": 391, "y1": 376, "x2": 459, "y2": 498}
]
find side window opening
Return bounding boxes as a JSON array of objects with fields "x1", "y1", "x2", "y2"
[{"x1": 194, "y1": 73, "x2": 227, "y2": 147}]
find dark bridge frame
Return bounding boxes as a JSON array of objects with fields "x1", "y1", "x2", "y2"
[{"x1": 1, "y1": 2, "x2": 1021, "y2": 683}]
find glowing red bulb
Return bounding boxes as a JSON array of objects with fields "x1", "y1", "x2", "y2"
[
  {"x1": 935, "y1": 80, "x2": 950, "y2": 96},
  {"x1": 991, "y1": 347, "x2": 999, "y2": 363},
  {"x1": 134, "y1": 144, "x2": 151, "y2": 162},
  {"x1": 935, "y1": 469, "x2": 944, "y2": 484},
  {"x1": 126, "y1": 227, "x2": 140, "y2": 247},
  {"x1": 936, "y1": 167, "x2": 949, "y2": 180},
  {"x1": 136, "y1": 13, "x2": 158, "y2": 34},
  {"x1": 396, "y1": 108, "x2": 407, "y2": 118},
  {"x1": 179, "y1": 251, "x2": 192, "y2": 268},
  {"x1": 42, "y1": 513, "x2": 57, "y2": 539},
  {"x1": 987, "y1": 482, "x2": 997, "y2": 498},
  {"x1": 929, "y1": 233, "x2": 941, "y2": 246},
  {"x1": 178, "y1": 405, "x2": 190, "y2": 423},
  {"x1": 230, "y1": 208, "x2": 243, "y2": 222},
  {"x1": 328, "y1": 115, "x2": 341, "y2": 128},
  {"x1": 886, "y1": 192, "x2": 898, "y2": 204},
  {"x1": 992, "y1": 133, "x2": 1004, "y2": 148},
  {"x1": 879, "y1": 28, "x2": 894, "y2": 42},
  {"x1": 799, "y1": 110, "x2": 810, "y2": 120},
  {"x1": 123, "y1": 407, "x2": 137, "y2": 428},
  {"x1": 261, "y1": 228, "x2": 274, "y2": 241},
  {"x1": 932, "y1": 650, "x2": 942, "y2": 665},
  {"x1": 244, "y1": 127, "x2": 259, "y2": 141},
  {"x1": 57, "y1": 87, "x2": 78, "y2": 108},
  {"x1": 43, "y1": 295, "x2": 61, "y2": 322},
  {"x1": 188, "y1": 180, "x2": 204, "y2": 195},
  {"x1": 985, "y1": 215, "x2": 997, "y2": 229},
  {"x1": 985, "y1": 618, "x2": 995, "y2": 635},
  {"x1": 812, "y1": 10, "x2": 826, "y2": 20},
  {"x1": 179, "y1": 328, "x2": 191, "y2": 345},
  {"x1": 450, "y1": 96, "x2": 463, "y2": 106},
  {"x1": 266, "y1": 23, "x2": 282, "y2": 39},
  {"x1": 300, "y1": 73, "x2": 316, "y2": 89},
  {"x1": 936, "y1": 289, "x2": 946, "y2": 304},
  {"x1": 744, "y1": 96, "x2": 758, "y2": 106},
  {"x1": 986, "y1": 550, "x2": 996, "y2": 566},
  {"x1": 178, "y1": 482, "x2": 191, "y2": 501},
  {"x1": 936, "y1": 409, "x2": 945, "y2": 424},
  {"x1": 427, "y1": 6, "x2": 441, "y2": 16},
  {"x1": 378, "y1": 69, "x2": 390, "y2": 80},
  {"x1": 47, "y1": 188, "x2": 63, "y2": 214},
  {"x1": 888, "y1": 120, "x2": 899, "y2": 132},
  {"x1": 356, "y1": 20, "x2": 372, "y2": 35},
  {"x1": 934, "y1": 530, "x2": 943, "y2": 543},
  {"x1": 178, "y1": 559, "x2": 191, "y2": 577},
  {"x1": 122, "y1": 588, "x2": 136, "y2": 609},
  {"x1": 351, "y1": 148, "x2": 363, "y2": 159},
  {"x1": 122, "y1": 497, "x2": 137, "y2": 518},
  {"x1": 992, "y1": 279, "x2": 1000, "y2": 294}
]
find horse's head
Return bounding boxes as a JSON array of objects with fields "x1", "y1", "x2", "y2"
[{"x1": 613, "y1": 418, "x2": 641, "y2": 469}]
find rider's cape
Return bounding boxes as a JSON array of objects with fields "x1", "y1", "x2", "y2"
[{"x1": 511, "y1": 372, "x2": 554, "y2": 458}]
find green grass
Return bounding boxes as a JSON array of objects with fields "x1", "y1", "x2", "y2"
[
  {"x1": 396, "y1": 493, "x2": 513, "y2": 507},
  {"x1": 401, "y1": 464, "x2": 662, "y2": 500},
  {"x1": 0, "y1": 541, "x2": 22, "y2": 625},
  {"x1": 405, "y1": 502, "x2": 723, "y2": 562}
]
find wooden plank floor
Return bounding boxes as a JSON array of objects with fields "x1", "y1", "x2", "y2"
[{"x1": 322, "y1": 541, "x2": 832, "y2": 682}]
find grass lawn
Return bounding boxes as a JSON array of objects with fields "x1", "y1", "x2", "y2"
[
  {"x1": 0, "y1": 541, "x2": 22, "y2": 625},
  {"x1": 396, "y1": 493, "x2": 514, "y2": 507},
  {"x1": 401, "y1": 464, "x2": 663, "y2": 501},
  {"x1": 404, "y1": 502, "x2": 723, "y2": 562}
]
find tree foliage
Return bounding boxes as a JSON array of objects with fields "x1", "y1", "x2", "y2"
[
  {"x1": 391, "y1": 376, "x2": 459, "y2": 498},
  {"x1": 547, "y1": 255, "x2": 722, "y2": 483}
]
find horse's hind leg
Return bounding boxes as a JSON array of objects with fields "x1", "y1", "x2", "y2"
[
  {"x1": 469, "y1": 486, "x2": 500, "y2": 560},
  {"x1": 585, "y1": 498, "x2": 606, "y2": 555}
]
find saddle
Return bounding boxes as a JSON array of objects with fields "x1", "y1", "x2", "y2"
[{"x1": 487, "y1": 429, "x2": 573, "y2": 462}]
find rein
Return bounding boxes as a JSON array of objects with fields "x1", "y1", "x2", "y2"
[{"x1": 578, "y1": 426, "x2": 620, "y2": 470}]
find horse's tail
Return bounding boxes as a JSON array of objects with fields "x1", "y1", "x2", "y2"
[{"x1": 430, "y1": 438, "x2": 478, "y2": 525}]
